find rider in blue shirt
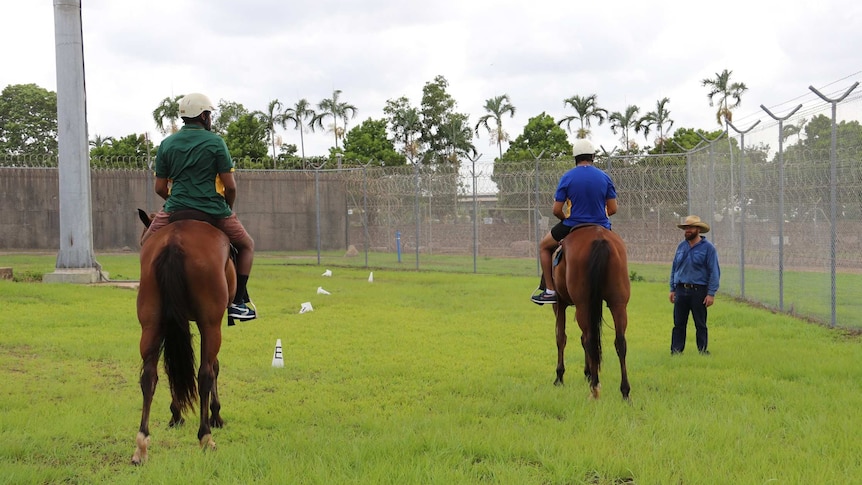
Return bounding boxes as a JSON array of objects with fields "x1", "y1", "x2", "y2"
[
  {"x1": 669, "y1": 215, "x2": 720, "y2": 354},
  {"x1": 531, "y1": 139, "x2": 617, "y2": 305}
]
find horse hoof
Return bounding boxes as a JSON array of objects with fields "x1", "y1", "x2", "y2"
[
  {"x1": 553, "y1": 379, "x2": 563, "y2": 386},
  {"x1": 169, "y1": 417, "x2": 185, "y2": 428},
  {"x1": 131, "y1": 432, "x2": 149, "y2": 465},
  {"x1": 199, "y1": 434, "x2": 216, "y2": 451}
]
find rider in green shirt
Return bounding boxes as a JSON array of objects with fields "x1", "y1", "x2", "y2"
[{"x1": 141, "y1": 93, "x2": 257, "y2": 321}]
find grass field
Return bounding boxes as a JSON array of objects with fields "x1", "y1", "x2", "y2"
[{"x1": 1, "y1": 253, "x2": 861, "y2": 484}]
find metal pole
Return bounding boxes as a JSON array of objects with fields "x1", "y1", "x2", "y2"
[
  {"x1": 46, "y1": 0, "x2": 101, "y2": 283},
  {"x1": 468, "y1": 153, "x2": 482, "y2": 273},
  {"x1": 809, "y1": 82, "x2": 859, "y2": 327},
  {"x1": 761, "y1": 104, "x2": 803, "y2": 311},
  {"x1": 727, "y1": 120, "x2": 761, "y2": 299},
  {"x1": 528, "y1": 149, "x2": 545, "y2": 277},
  {"x1": 361, "y1": 161, "x2": 372, "y2": 268},
  {"x1": 414, "y1": 157, "x2": 420, "y2": 270},
  {"x1": 311, "y1": 160, "x2": 326, "y2": 265}
]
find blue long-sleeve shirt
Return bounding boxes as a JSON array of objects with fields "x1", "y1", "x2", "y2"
[{"x1": 670, "y1": 237, "x2": 720, "y2": 296}]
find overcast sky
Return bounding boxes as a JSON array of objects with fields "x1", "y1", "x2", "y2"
[{"x1": 4, "y1": 0, "x2": 862, "y2": 160}]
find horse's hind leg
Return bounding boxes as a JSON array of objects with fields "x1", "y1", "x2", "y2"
[
  {"x1": 553, "y1": 304, "x2": 567, "y2": 386},
  {"x1": 609, "y1": 303, "x2": 631, "y2": 400},
  {"x1": 197, "y1": 322, "x2": 222, "y2": 450},
  {"x1": 132, "y1": 328, "x2": 160, "y2": 465},
  {"x1": 168, "y1": 392, "x2": 185, "y2": 427},
  {"x1": 209, "y1": 358, "x2": 224, "y2": 428}
]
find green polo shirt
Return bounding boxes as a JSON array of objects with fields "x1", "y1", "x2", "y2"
[{"x1": 155, "y1": 125, "x2": 234, "y2": 218}]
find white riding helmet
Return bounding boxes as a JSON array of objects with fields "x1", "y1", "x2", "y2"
[
  {"x1": 178, "y1": 93, "x2": 215, "y2": 118},
  {"x1": 572, "y1": 138, "x2": 596, "y2": 158}
]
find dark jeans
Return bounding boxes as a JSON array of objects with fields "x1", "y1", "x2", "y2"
[{"x1": 671, "y1": 285, "x2": 708, "y2": 353}]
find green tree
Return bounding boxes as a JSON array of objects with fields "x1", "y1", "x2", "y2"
[
  {"x1": 419, "y1": 75, "x2": 471, "y2": 165},
  {"x1": 152, "y1": 95, "x2": 183, "y2": 135},
  {"x1": 475, "y1": 94, "x2": 516, "y2": 160},
  {"x1": 640, "y1": 97, "x2": 674, "y2": 153},
  {"x1": 89, "y1": 133, "x2": 155, "y2": 168},
  {"x1": 89, "y1": 134, "x2": 114, "y2": 149},
  {"x1": 0, "y1": 83, "x2": 58, "y2": 156},
  {"x1": 312, "y1": 89, "x2": 357, "y2": 150},
  {"x1": 557, "y1": 94, "x2": 607, "y2": 139},
  {"x1": 383, "y1": 96, "x2": 423, "y2": 157},
  {"x1": 702, "y1": 69, "x2": 748, "y2": 126},
  {"x1": 608, "y1": 105, "x2": 643, "y2": 153},
  {"x1": 256, "y1": 99, "x2": 287, "y2": 167},
  {"x1": 441, "y1": 113, "x2": 477, "y2": 162},
  {"x1": 212, "y1": 99, "x2": 249, "y2": 136},
  {"x1": 282, "y1": 98, "x2": 316, "y2": 166},
  {"x1": 223, "y1": 113, "x2": 269, "y2": 168},
  {"x1": 342, "y1": 118, "x2": 406, "y2": 167},
  {"x1": 501, "y1": 112, "x2": 572, "y2": 162}
]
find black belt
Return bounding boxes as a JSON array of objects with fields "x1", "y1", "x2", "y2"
[{"x1": 678, "y1": 283, "x2": 705, "y2": 289}]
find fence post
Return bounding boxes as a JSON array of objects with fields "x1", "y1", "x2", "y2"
[
  {"x1": 726, "y1": 120, "x2": 761, "y2": 299},
  {"x1": 761, "y1": 103, "x2": 803, "y2": 311},
  {"x1": 411, "y1": 155, "x2": 421, "y2": 270},
  {"x1": 809, "y1": 82, "x2": 859, "y2": 327},
  {"x1": 310, "y1": 159, "x2": 327, "y2": 265},
  {"x1": 467, "y1": 153, "x2": 483, "y2": 274},
  {"x1": 529, "y1": 149, "x2": 545, "y2": 276},
  {"x1": 360, "y1": 160, "x2": 374, "y2": 268}
]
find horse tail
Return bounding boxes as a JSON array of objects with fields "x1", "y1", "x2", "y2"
[
  {"x1": 154, "y1": 243, "x2": 197, "y2": 415},
  {"x1": 586, "y1": 238, "x2": 610, "y2": 367}
]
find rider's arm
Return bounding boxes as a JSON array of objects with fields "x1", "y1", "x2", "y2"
[
  {"x1": 154, "y1": 177, "x2": 170, "y2": 201},
  {"x1": 605, "y1": 198, "x2": 618, "y2": 216},
  {"x1": 552, "y1": 200, "x2": 566, "y2": 221},
  {"x1": 218, "y1": 171, "x2": 237, "y2": 210}
]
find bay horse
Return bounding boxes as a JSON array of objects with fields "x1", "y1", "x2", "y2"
[
  {"x1": 551, "y1": 224, "x2": 630, "y2": 400},
  {"x1": 132, "y1": 210, "x2": 236, "y2": 465}
]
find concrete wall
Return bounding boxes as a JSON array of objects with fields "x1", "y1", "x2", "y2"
[{"x1": 0, "y1": 168, "x2": 346, "y2": 251}]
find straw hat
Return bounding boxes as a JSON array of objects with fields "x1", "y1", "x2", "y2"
[{"x1": 677, "y1": 215, "x2": 710, "y2": 233}]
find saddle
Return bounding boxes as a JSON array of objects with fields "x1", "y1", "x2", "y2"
[
  {"x1": 539, "y1": 223, "x2": 604, "y2": 291},
  {"x1": 168, "y1": 209, "x2": 218, "y2": 226}
]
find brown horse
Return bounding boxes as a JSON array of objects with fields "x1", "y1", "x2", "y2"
[
  {"x1": 551, "y1": 224, "x2": 631, "y2": 400},
  {"x1": 132, "y1": 211, "x2": 236, "y2": 465}
]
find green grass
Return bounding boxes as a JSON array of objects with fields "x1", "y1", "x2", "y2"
[{"x1": 1, "y1": 254, "x2": 862, "y2": 483}]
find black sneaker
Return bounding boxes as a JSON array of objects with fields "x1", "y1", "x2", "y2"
[
  {"x1": 531, "y1": 292, "x2": 557, "y2": 305},
  {"x1": 228, "y1": 302, "x2": 257, "y2": 321}
]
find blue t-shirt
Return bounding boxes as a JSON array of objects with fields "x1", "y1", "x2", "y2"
[{"x1": 554, "y1": 165, "x2": 616, "y2": 229}]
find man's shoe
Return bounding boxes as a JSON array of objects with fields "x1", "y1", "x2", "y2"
[
  {"x1": 531, "y1": 292, "x2": 557, "y2": 305},
  {"x1": 228, "y1": 302, "x2": 257, "y2": 321}
]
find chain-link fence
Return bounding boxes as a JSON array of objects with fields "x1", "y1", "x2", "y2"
[{"x1": 4, "y1": 83, "x2": 862, "y2": 327}]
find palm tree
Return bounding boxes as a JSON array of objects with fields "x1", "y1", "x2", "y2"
[
  {"x1": 475, "y1": 94, "x2": 516, "y2": 159},
  {"x1": 282, "y1": 99, "x2": 316, "y2": 166},
  {"x1": 312, "y1": 90, "x2": 357, "y2": 150},
  {"x1": 639, "y1": 97, "x2": 674, "y2": 152},
  {"x1": 89, "y1": 134, "x2": 115, "y2": 148},
  {"x1": 442, "y1": 114, "x2": 477, "y2": 163},
  {"x1": 152, "y1": 95, "x2": 183, "y2": 135},
  {"x1": 608, "y1": 105, "x2": 642, "y2": 152},
  {"x1": 258, "y1": 99, "x2": 286, "y2": 164},
  {"x1": 557, "y1": 94, "x2": 607, "y2": 139},
  {"x1": 702, "y1": 69, "x2": 748, "y2": 126}
]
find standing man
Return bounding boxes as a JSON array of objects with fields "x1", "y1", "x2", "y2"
[
  {"x1": 531, "y1": 139, "x2": 617, "y2": 304},
  {"x1": 141, "y1": 92, "x2": 257, "y2": 321},
  {"x1": 669, "y1": 215, "x2": 720, "y2": 354}
]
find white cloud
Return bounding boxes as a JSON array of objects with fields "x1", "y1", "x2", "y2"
[{"x1": 3, "y1": 0, "x2": 861, "y2": 158}]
